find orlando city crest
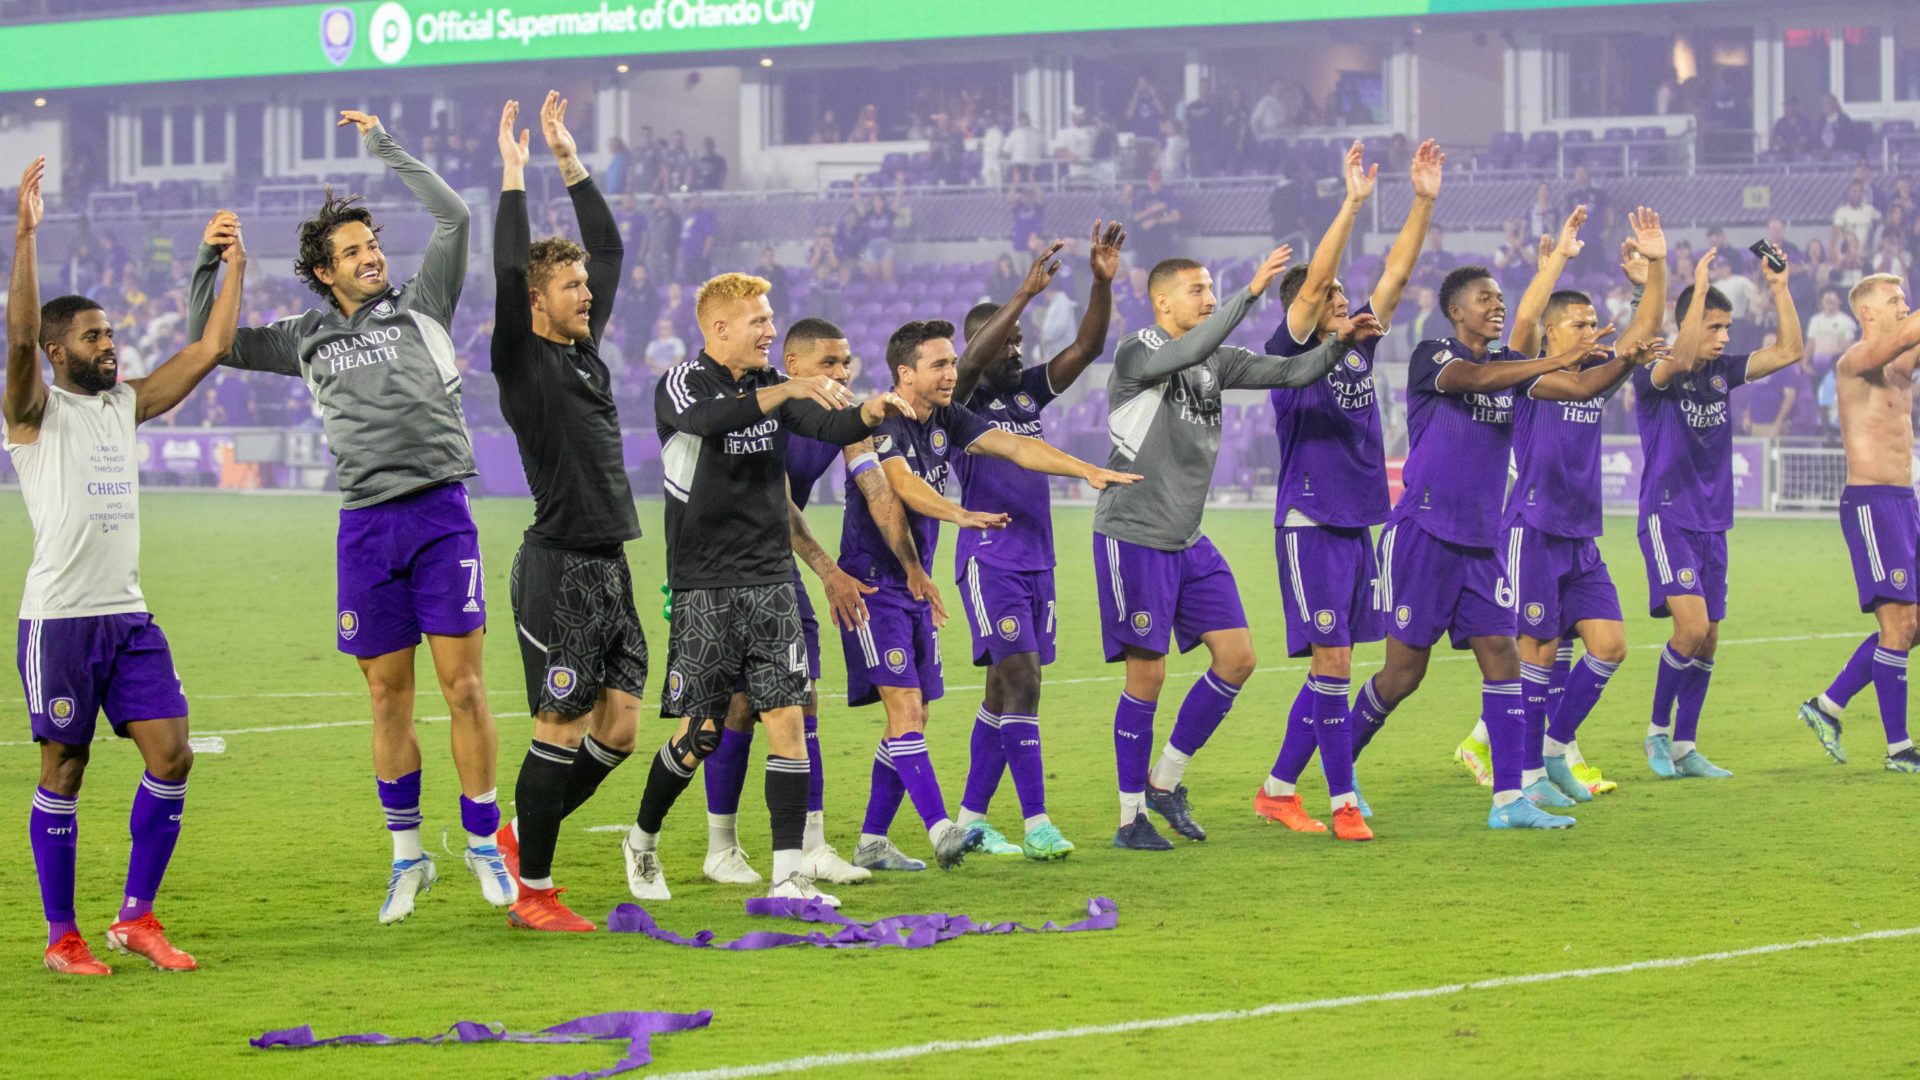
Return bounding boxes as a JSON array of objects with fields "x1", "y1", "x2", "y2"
[
  {"x1": 545, "y1": 666, "x2": 577, "y2": 700},
  {"x1": 338, "y1": 610, "x2": 359, "y2": 641}
]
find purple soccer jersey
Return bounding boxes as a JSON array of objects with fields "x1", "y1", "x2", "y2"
[
  {"x1": 1266, "y1": 301, "x2": 1389, "y2": 528},
  {"x1": 16, "y1": 613, "x2": 188, "y2": 745},
  {"x1": 1631, "y1": 354, "x2": 1751, "y2": 533},
  {"x1": 1396, "y1": 338, "x2": 1529, "y2": 547},
  {"x1": 839, "y1": 403, "x2": 995, "y2": 584},
  {"x1": 1506, "y1": 373, "x2": 1610, "y2": 539},
  {"x1": 785, "y1": 432, "x2": 843, "y2": 512},
  {"x1": 334, "y1": 483, "x2": 487, "y2": 658},
  {"x1": 956, "y1": 364, "x2": 1060, "y2": 574}
]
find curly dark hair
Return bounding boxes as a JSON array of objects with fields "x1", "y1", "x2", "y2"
[{"x1": 295, "y1": 187, "x2": 381, "y2": 307}]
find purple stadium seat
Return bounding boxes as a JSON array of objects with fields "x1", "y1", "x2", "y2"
[{"x1": 1523, "y1": 130, "x2": 1559, "y2": 170}]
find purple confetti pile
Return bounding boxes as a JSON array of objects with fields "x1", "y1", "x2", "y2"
[
  {"x1": 251, "y1": 1008, "x2": 713, "y2": 1080},
  {"x1": 606, "y1": 895, "x2": 1118, "y2": 950}
]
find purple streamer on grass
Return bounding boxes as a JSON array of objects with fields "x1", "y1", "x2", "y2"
[
  {"x1": 605, "y1": 896, "x2": 1118, "y2": 950},
  {"x1": 250, "y1": 1009, "x2": 712, "y2": 1080}
]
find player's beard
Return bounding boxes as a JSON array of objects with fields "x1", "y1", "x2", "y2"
[{"x1": 67, "y1": 354, "x2": 118, "y2": 394}]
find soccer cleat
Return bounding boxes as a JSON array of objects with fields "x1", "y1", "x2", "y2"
[
  {"x1": 800, "y1": 844, "x2": 872, "y2": 884},
  {"x1": 1453, "y1": 736, "x2": 1494, "y2": 787},
  {"x1": 1671, "y1": 750, "x2": 1733, "y2": 779},
  {"x1": 104, "y1": 914, "x2": 197, "y2": 972},
  {"x1": 1353, "y1": 779, "x2": 1373, "y2": 819},
  {"x1": 495, "y1": 821, "x2": 523, "y2": 890},
  {"x1": 379, "y1": 854, "x2": 438, "y2": 925},
  {"x1": 1522, "y1": 778, "x2": 1578, "y2": 809},
  {"x1": 1113, "y1": 811, "x2": 1175, "y2": 851},
  {"x1": 1644, "y1": 734, "x2": 1677, "y2": 778},
  {"x1": 702, "y1": 846, "x2": 764, "y2": 885},
  {"x1": 1572, "y1": 761, "x2": 1618, "y2": 795},
  {"x1": 933, "y1": 823, "x2": 985, "y2": 870},
  {"x1": 851, "y1": 837, "x2": 927, "y2": 872},
  {"x1": 465, "y1": 844, "x2": 519, "y2": 907},
  {"x1": 1800, "y1": 699, "x2": 1848, "y2": 764},
  {"x1": 508, "y1": 886, "x2": 595, "y2": 932},
  {"x1": 1253, "y1": 790, "x2": 1328, "y2": 833},
  {"x1": 768, "y1": 872, "x2": 841, "y2": 909},
  {"x1": 968, "y1": 822, "x2": 1024, "y2": 856},
  {"x1": 1145, "y1": 783, "x2": 1207, "y2": 841},
  {"x1": 622, "y1": 833, "x2": 672, "y2": 901},
  {"x1": 1021, "y1": 822, "x2": 1076, "y2": 860},
  {"x1": 1330, "y1": 805, "x2": 1373, "y2": 841},
  {"x1": 1542, "y1": 755, "x2": 1595, "y2": 803},
  {"x1": 43, "y1": 932, "x2": 111, "y2": 976},
  {"x1": 1886, "y1": 747, "x2": 1920, "y2": 773},
  {"x1": 1488, "y1": 798, "x2": 1576, "y2": 830}
]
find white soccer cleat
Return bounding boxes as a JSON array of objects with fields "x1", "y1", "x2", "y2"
[
  {"x1": 702, "y1": 845, "x2": 764, "y2": 885},
  {"x1": 623, "y1": 833, "x2": 672, "y2": 901},
  {"x1": 768, "y1": 872, "x2": 840, "y2": 909},
  {"x1": 379, "y1": 854, "x2": 439, "y2": 925},
  {"x1": 464, "y1": 844, "x2": 518, "y2": 907},
  {"x1": 801, "y1": 844, "x2": 872, "y2": 885}
]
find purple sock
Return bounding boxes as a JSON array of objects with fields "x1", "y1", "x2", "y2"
[
  {"x1": 1485, "y1": 680, "x2": 1526, "y2": 793},
  {"x1": 803, "y1": 713, "x2": 824, "y2": 814},
  {"x1": 1547, "y1": 642, "x2": 1574, "y2": 718},
  {"x1": 885, "y1": 732, "x2": 950, "y2": 830},
  {"x1": 458, "y1": 791, "x2": 500, "y2": 840},
  {"x1": 999, "y1": 713, "x2": 1046, "y2": 820},
  {"x1": 1827, "y1": 634, "x2": 1879, "y2": 707},
  {"x1": 861, "y1": 740, "x2": 905, "y2": 836},
  {"x1": 30, "y1": 787, "x2": 78, "y2": 945},
  {"x1": 376, "y1": 770, "x2": 422, "y2": 832},
  {"x1": 1310, "y1": 677, "x2": 1354, "y2": 797},
  {"x1": 1873, "y1": 646, "x2": 1910, "y2": 746},
  {"x1": 702, "y1": 725, "x2": 754, "y2": 816},
  {"x1": 121, "y1": 772, "x2": 187, "y2": 923},
  {"x1": 959, "y1": 707, "x2": 1006, "y2": 816},
  {"x1": 1673, "y1": 658, "x2": 1715, "y2": 744},
  {"x1": 1548, "y1": 653, "x2": 1619, "y2": 743},
  {"x1": 1520, "y1": 662, "x2": 1552, "y2": 772},
  {"x1": 1168, "y1": 671, "x2": 1242, "y2": 756},
  {"x1": 1650, "y1": 644, "x2": 1690, "y2": 731},
  {"x1": 1348, "y1": 676, "x2": 1396, "y2": 758},
  {"x1": 1113, "y1": 692, "x2": 1157, "y2": 795},
  {"x1": 1267, "y1": 683, "x2": 1316, "y2": 784}
]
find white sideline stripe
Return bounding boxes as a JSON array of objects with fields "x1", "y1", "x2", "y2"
[
  {"x1": 0, "y1": 630, "x2": 1866, "y2": 748},
  {"x1": 648, "y1": 924, "x2": 1920, "y2": 1080}
]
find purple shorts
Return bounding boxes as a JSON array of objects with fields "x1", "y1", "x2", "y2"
[
  {"x1": 840, "y1": 585, "x2": 943, "y2": 708},
  {"x1": 794, "y1": 573, "x2": 823, "y2": 682},
  {"x1": 336, "y1": 483, "x2": 487, "y2": 658},
  {"x1": 1840, "y1": 485, "x2": 1920, "y2": 613},
  {"x1": 1276, "y1": 525, "x2": 1384, "y2": 658},
  {"x1": 17, "y1": 613, "x2": 188, "y2": 745},
  {"x1": 960, "y1": 559, "x2": 1057, "y2": 667},
  {"x1": 1092, "y1": 532, "x2": 1248, "y2": 663},
  {"x1": 1639, "y1": 514, "x2": 1728, "y2": 622},
  {"x1": 1502, "y1": 526, "x2": 1623, "y2": 640},
  {"x1": 1377, "y1": 518, "x2": 1515, "y2": 650}
]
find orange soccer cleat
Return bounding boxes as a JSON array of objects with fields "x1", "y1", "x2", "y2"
[
  {"x1": 495, "y1": 821, "x2": 523, "y2": 889},
  {"x1": 105, "y1": 914, "x2": 197, "y2": 971},
  {"x1": 508, "y1": 886, "x2": 596, "y2": 933},
  {"x1": 44, "y1": 932, "x2": 112, "y2": 976},
  {"x1": 1331, "y1": 805, "x2": 1374, "y2": 842},
  {"x1": 1254, "y1": 790, "x2": 1329, "y2": 833}
]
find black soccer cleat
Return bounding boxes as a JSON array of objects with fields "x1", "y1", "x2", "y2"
[
  {"x1": 1886, "y1": 746, "x2": 1920, "y2": 774},
  {"x1": 1112, "y1": 812, "x2": 1175, "y2": 851},
  {"x1": 1799, "y1": 698, "x2": 1847, "y2": 764},
  {"x1": 1145, "y1": 783, "x2": 1207, "y2": 842}
]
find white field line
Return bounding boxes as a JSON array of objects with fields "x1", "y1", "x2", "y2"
[
  {"x1": 645, "y1": 923, "x2": 1920, "y2": 1080},
  {"x1": 0, "y1": 630, "x2": 1865, "y2": 749}
]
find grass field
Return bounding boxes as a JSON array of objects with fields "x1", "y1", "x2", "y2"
[{"x1": 2, "y1": 492, "x2": 1915, "y2": 1079}]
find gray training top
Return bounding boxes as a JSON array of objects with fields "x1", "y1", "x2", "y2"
[
  {"x1": 189, "y1": 123, "x2": 473, "y2": 509},
  {"x1": 1093, "y1": 286, "x2": 1343, "y2": 551}
]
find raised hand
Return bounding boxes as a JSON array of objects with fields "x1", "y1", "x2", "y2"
[
  {"x1": 1627, "y1": 205, "x2": 1666, "y2": 262},
  {"x1": 1553, "y1": 205, "x2": 1588, "y2": 260},
  {"x1": 789, "y1": 375, "x2": 855, "y2": 411},
  {"x1": 1089, "y1": 220, "x2": 1127, "y2": 284},
  {"x1": 1571, "y1": 322, "x2": 1617, "y2": 365},
  {"x1": 1020, "y1": 239, "x2": 1065, "y2": 297},
  {"x1": 1331, "y1": 311, "x2": 1385, "y2": 344},
  {"x1": 1410, "y1": 138, "x2": 1445, "y2": 201},
  {"x1": 1760, "y1": 245, "x2": 1790, "y2": 287},
  {"x1": 822, "y1": 567, "x2": 876, "y2": 631},
  {"x1": 1623, "y1": 336, "x2": 1668, "y2": 367},
  {"x1": 1343, "y1": 140, "x2": 1379, "y2": 204},
  {"x1": 1620, "y1": 238, "x2": 1649, "y2": 287},
  {"x1": 958, "y1": 509, "x2": 1011, "y2": 531},
  {"x1": 860, "y1": 390, "x2": 916, "y2": 425},
  {"x1": 539, "y1": 90, "x2": 578, "y2": 161},
  {"x1": 220, "y1": 219, "x2": 247, "y2": 267},
  {"x1": 1084, "y1": 467, "x2": 1143, "y2": 490},
  {"x1": 497, "y1": 100, "x2": 529, "y2": 168},
  {"x1": 1694, "y1": 245, "x2": 1719, "y2": 288},
  {"x1": 1249, "y1": 244, "x2": 1295, "y2": 297},
  {"x1": 200, "y1": 209, "x2": 239, "y2": 252},
  {"x1": 16, "y1": 157, "x2": 44, "y2": 232},
  {"x1": 336, "y1": 109, "x2": 380, "y2": 136}
]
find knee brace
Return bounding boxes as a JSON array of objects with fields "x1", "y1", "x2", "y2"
[{"x1": 669, "y1": 716, "x2": 723, "y2": 764}]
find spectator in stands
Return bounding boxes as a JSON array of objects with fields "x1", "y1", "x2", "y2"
[
  {"x1": 1772, "y1": 99, "x2": 1813, "y2": 160},
  {"x1": 1817, "y1": 94, "x2": 1860, "y2": 157},
  {"x1": 644, "y1": 318, "x2": 687, "y2": 377},
  {"x1": 660, "y1": 281, "x2": 694, "y2": 339},
  {"x1": 756, "y1": 247, "x2": 792, "y2": 320},
  {"x1": 1219, "y1": 87, "x2": 1252, "y2": 175},
  {"x1": 1039, "y1": 284, "x2": 1079, "y2": 359},
  {"x1": 1831, "y1": 233, "x2": 1867, "y2": 288},
  {"x1": 1832, "y1": 178, "x2": 1880, "y2": 253},
  {"x1": 981, "y1": 113, "x2": 1008, "y2": 189},
  {"x1": 1742, "y1": 341, "x2": 1807, "y2": 438},
  {"x1": 634, "y1": 126, "x2": 665, "y2": 193},
  {"x1": 929, "y1": 112, "x2": 968, "y2": 185},
  {"x1": 1004, "y1": 112, "x2": 1045, "y2": 184},
  {"x1": 848, "y1": 104, "x2": 880, "y2": 144},
  {"x1": 904, "y1": 112, "x2": 931, "y2": 141},
  {"x1": 985, "y1": 253, "x2": 1020, "y2": 301},
  {"x1": 1804, "y1": 286, "x2": 1859, "y2": 368},
  {"x1": 1711, "y1": 255, "x2": 1761, "y2": 348},
  {"x1": 1181, "y1": 78, "x2": 1219, "y2": 177},
  {"x1": 806, "y1": 225, "x2": 844, "y2": 318},
  {"x1": 693, "y1": 137, "x2": 727, "y2": 191},
  {"x1": 1526, "y1": 182, "x2": 1556, "y2": 241},
  {"x1": 1052, "y1": 107, "x2": 1098, "y2": 179},
  {"x1": 664, "y1": 129, "x2": 693, "y2": 190},
  {"x1": 678, "y1": 194, "x2": 718, "y2": 281},
  {"x1": 1128, "y1": 170, "x2": 1182, "y2": 266},
  {"x1": 604, "y1": 137, "x2": 632, "y2": 196},
  {"x1": 1493, "y1": 219, "x2": 1536, "y2": 292},
  {"x1": 1564, "y1": 164, "x2": 1612, "y2": 268},
  {"x1": 619, "y1": 262, "x2": 658, "y2": 343},
  {"x1": 1408, "y1": 286, "x2": 1441, "y2": 342},
  {"x1": 1267, "y1": 160, "x2": 1309, "y2": 244},
  {"x1": 1126, "y1": 76, "x2": 1169, "y2": 141},
  {"x1": 1251, "y1": 79, "x2": 1289, "y2": 171},
  {"x1": 812, "y1": 109, "x2": 842, "y2": 144},
  {"x1": 1010, "y1": 184, "x2": 1045, "y2": 253},
  {"x1": 861, "y1": 189, "x2": 898, "y2": 284},
  {"x1": 832, "y1": 207, "x2": 863, "y2": 286},
  {"x1": 1871, "y1": 227, "x2": 1912, "y2": 279},
  {"x1": 643, "y1": 192, "x2": 679, "y2": 284},
  {"x1": 1159, "y1": 118, "x2": 1189, "y2": 180}
]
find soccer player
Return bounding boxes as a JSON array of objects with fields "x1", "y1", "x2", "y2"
[
  {"x1": 487, "y1": 95, "x2": 646, "y2": 932},
  {"x1": 1348, "y1": 208, "x2": 1627, "y2": 831},
  {"x1": 10, "y1": 159, "x2": 246, "y2": 973},
  {"x1": 1634, "y1": 246, "x2": 1803, "y2": 778},
  {"x1": 1798, "y1": 273, "x2": 1920, "y2": 773},
  {"x1": 1256, "y1": 139, "x2": 1441, "y2": 843},
  {"x1": 944, "y1": 221, "x2": 1126, "y2": 861},
  {"x1": 630, "y1": 273, "x2": 910, "y2": 907},
  {"x1": 1098, "y1": 246, "x2": 1378, "y2": 850},
  {"x1": 699, "y1": 316, "x2": 941, "y2": 886},
  {"x1": 1455, "y1": 208, "x2": 1670, "y2": 807},
  {"x1": 845, "y1": 318, "x2": 1137, "y2": 870},
  {"x1": 187, "y1": 109, "x2": 509, "y2": 924}
]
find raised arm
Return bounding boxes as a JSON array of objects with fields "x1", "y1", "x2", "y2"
[
  {"x1": 1659, "y1": 246, "x2": 1719, "y2": 388},
  {"x1": 1285, "y1": 141, "x2": 1373, "y2": 343},
  {"x1": 1509, "y1": 206, "x2": 1585, "y2": 357},
  {"x1": 1528, "y1": 324, "x2": 1638, "y2": 402},
  {"x1": 492, "y1": 100, "x2": 534, "y2": 372},
  {"x1": 1119, "y1": 246, "x2": 1287, "y2": 382},
  {"x1": 1046, "y1": 220, "x2": 1125, "y2": 391},
  {"x1": 1370, "y1": 139, "x2": 1444, "y2": 328},
  {"x1": 952, "y1": 238, "x2": 1061, "y2": 403},
  {"x1": 133, "y1": 223, "x2": 246, "y2": 423},
  {"x1": 189, "y1": 211, "x2": 299, "y2": 377},
  {"x1": 4, "y1": 157, "x2": 48, "y2": 434},
  {"x1": 1614, "y1": 207, "x2": 1668, "y2": 354},
  {"x1": 344, "y1": 111, "x2": 471, "y2": 323},
  {"x1": 1746, "y1": 255, "x2": 1804, "y2": 380},
  {"x1": 845, "y1": 443, "x2": 947, "y2": 625},
  {"x1": 1224, "y1": 313, "x2": 1382, "y2": 390},
  {"x1": 779, "y1": 387, "x2": 913, "y2": 445},
  {"x1": 544, "y1": 91, "x2": 623, "y2": 343},
  {"x1": 1436, "y1": 336, "x2": 1589, "y2": 395},
  {"x1": 788, "y1": 484, "x2": 876, "y2": 631},
  {"x1": 1840, "y1": 310, "x2": 1920, "y2": 374},
  {"x1": 880, "y1": 456, "x2": 1010, "y2": 531}
]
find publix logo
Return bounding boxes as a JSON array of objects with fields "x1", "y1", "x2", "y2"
[{"x1": 369, "y1": 3, "x2": 412, "y2": 64}]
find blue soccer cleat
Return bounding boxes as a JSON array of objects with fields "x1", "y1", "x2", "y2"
[
  {"x1": 1644, "y1": 733, "x2": 1677, "y2": 778},
  {"x1": 1522, "y1": 777, "x2": 1578, "y2": 808},
  {"x1": 969, "y1": 822, "x2": 1024, "y2": 856},
  {"x1": 1021, "y1": 822, "x2": 1076, "y2": 861},
  {"x1": 1671, "y1": 749, "x2": 1733, "y2": 778},
  {"x1": 1543, "y1": 754, "x2": 1595, "y2": 803},
  {"x1": 1113, "y1": 812, "x2": 1175, "y2": 851},
  {"x1": 1353, "y1": 779, "x2": 1373, "y2": 819},
  {"x1": 1489, "y1": 798, "x2": 1576, "y2": 830},
  {"x1": 1800, "y1": 698, "x2": 1848, "y2": 764},
  {"x1": 1145, "y1": 784, "x2": 1207, "y2": 841}
]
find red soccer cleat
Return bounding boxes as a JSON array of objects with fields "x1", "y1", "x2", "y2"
[
  {"x1": 508, "y1": 886, "x2": 596, "y2": 933},
  {"x1": 496, "y1": 821, "x2": 523, "y2": 889},
  {"x1": 105, "y1": 914, "x2": 198, "y2": 971},
  {"x1": 1254, "y1": 790, "x2": 1329, "y2": 833},
  {"x1": 44, "y1": 932, "x2": 112, "y2": 976},
  {"x1": 1331, "y1": 805, "x2": 1375, "y2": 842}
]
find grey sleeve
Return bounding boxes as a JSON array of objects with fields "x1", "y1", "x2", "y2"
[
  {"x1": 189, "y1": 242, "x2": 300, "y2": 376},
  {"x1": 367, "y1": 123, "x2": 471, "y2": 324},
  {"x1": 1114, "y1": 287, "x2": 1256, "y2": 382},
  {"x1": 1217, "y1": 334, "x2": 1343, "y2": 390}
]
